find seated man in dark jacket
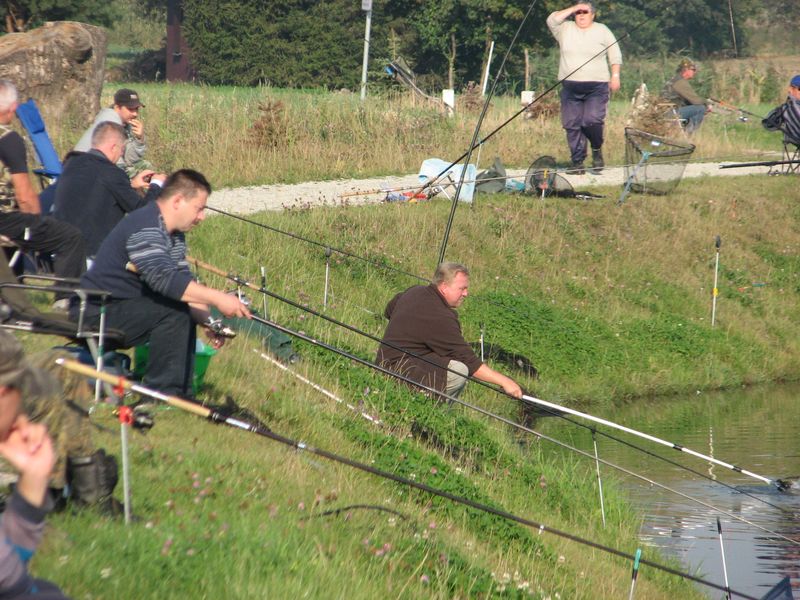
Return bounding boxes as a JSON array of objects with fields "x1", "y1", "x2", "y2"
[
  {"x1": 376, "y1": 262, "x2": 522, "y2": 399},
  {"x1": 53, "y1": 121, "x2": 166, "y2": 259}
]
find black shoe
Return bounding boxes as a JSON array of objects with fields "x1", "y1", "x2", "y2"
[
  {"x1": 590, "y1": 149, "x2": 604, "y2": 174},
  {"x1": 567, "y1": 161, "x2": 585, "y2": 175}
]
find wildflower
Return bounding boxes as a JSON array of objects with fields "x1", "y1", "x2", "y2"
[
  {"x1": 557, "y1": 555, "x2": 565, "y2": 563},
  {"x1": 161, "y1": 537, "x2": 174, "y2": 556},
  {"x1": 100, "y1": 567, "x2": 112, "y2": 579},
  {"x1": 420, "y1": 574, "x2": 430, "y2": 584},
  {"x1": 186, "y1": 548, "x2": 196, "y2": 556}
]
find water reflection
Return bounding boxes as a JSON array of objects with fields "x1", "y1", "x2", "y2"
[{"x1": 541, "y1": 382, "x2": 800, "y2": 598}]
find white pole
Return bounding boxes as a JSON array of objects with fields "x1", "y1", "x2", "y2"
[
  {"x1": 360, "y1": 3, "x2": 372, "y2": 101},
  {"x1": 711, "y1": 236, "x2": 721, "y2": 327},
  {"x1": 717, "y1": 518, "x2": 731, "y2": 599},
  {"x1": 592, "y1": 431, "x2": 606, "y2": 528},
  {"x1": 520, "y1": 392, "x2": 778, "y2": 486},
  {"x1": 481, "y1": 41, "x2": 495, "y2": 96}
]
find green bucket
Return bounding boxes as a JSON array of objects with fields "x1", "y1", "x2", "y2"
[{"x1": 133, "y1": 341, "x2": 217, "y2": 394}]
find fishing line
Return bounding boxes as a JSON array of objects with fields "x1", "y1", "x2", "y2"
[
  {"x1": 205, "y1": 205, "x2": 545, "y2": 323},
  {"x1": 298, "y1": 504, "x2": 409, "y2": 521},
  {"x1": 431, "y1": 1, "x2": 693, "y2": 262},
  {"x1": 437, "y1": 0, "x2": 541, "y2": 264},
  {"x1": 193, "y1": 258, "x2": 793, "y2": 513},
  {"x1": 54, "y1": 358, "x2": 763, "y2": 600},
  {"x1": 181, "y1": 281, "x2": 800, "y2": 547}
]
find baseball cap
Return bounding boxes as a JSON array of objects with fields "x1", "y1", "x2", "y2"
[
  {"x1": 791, "y1": 75, "x2": 800, "y2": 88},
  {"x1": 113, "y1": 88, "x2": 145, "y2": 109},
  {"x1": 0, "y1": 331, "x2": 58, "y2": 398}
]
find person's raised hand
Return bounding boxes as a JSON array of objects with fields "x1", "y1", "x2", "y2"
[
  {"x1": 129, "y1": 117, "x2": 145, "y2": 139},
  {"x1": 0, "y1": 416, "x2": 55, "y2": 481}
]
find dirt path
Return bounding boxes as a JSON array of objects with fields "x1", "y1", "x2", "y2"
[{"x1": 209, "y1": 160, "x2": 774, "y2": 215}]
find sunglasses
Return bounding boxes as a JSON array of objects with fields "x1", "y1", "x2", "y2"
[{"x1": 574, "y1": 9, "x2": 592, "y2": 15}]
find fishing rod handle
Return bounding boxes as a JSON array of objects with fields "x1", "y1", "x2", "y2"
[{"x1": 55, "y1": 358, "x2": 212, "y2": 419}]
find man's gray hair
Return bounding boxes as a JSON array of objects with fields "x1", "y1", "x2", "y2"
[
  {"x1": 90, "y1": 121, "x2": 126, "y2": 148},
  {"x1": 0, "y1": 80, "x2": 19, "y2": 113},
  {"x1": 583, "y1": 1, "x2": 597, "y2": 13},
  {"x1": 433, "y1": 262, "x2": 469, "y2": 285}
]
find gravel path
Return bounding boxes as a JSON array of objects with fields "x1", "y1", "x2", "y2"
[{"x1": 209, "y1": 160, "x2": 773, "y2": 215}]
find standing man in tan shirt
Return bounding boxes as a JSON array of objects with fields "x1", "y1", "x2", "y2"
[{"x1": 547, "y1": 2, "x2": 622, "y2": 174}]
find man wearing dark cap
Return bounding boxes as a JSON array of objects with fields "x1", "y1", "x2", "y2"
[
  {"x1": 661, "y1": 58, "x2": 709, "y2": 134},
  {"x1": 0, "y1": 330, "x2": 69, "y2": 599},
  {"x1": 74, "y1": 88, "x2": 150, "y2": 177}
]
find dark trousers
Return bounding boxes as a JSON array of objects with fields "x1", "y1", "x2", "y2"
[
  {"x1": 560, "y1": 80, "x2": 610, "y2": 164},
  {"x1": 0, "y1": 212, "x2": 86, "y2": 292},
  {"x1": 80, "y1": 294, "x2": 196, "y2": 397}
]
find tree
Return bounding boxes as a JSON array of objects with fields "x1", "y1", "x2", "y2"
[{"x1": 3, "y1": 0, "x2": 119, "y2": 32}]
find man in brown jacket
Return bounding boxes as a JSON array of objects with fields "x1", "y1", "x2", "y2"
[{"x1": 376, "y1": 262, "x2": 522, "y2": 399}]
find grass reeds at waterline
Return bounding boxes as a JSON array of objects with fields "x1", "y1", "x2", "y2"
[{"x1": 44, "y1": 82, "x2": 782, "y2": 190}]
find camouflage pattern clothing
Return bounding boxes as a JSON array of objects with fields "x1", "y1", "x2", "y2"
[
  {"x1": 22, "y1": 350, "x2": 95, "y2": 489},
  {"x1": 0, "y1": 124, "x2": 18, "y2": 213}
]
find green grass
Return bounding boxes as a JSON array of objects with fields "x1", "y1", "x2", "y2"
[
  {"x1": 38, "y1": 79, "x2": 788, "y2": 191},
  {"x1": 19, "y1": 171, "x2": 798, "y2": 599},
  {"x1": 14, "y1": 72, "x2": 800, "y2": 598}
]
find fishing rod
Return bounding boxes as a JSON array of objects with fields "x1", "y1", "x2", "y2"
[
  {"x1": 436, "y1": 0, "x2": 540, "y2": 264},
  {"x1": 205, "y1": 205, "x2": 429, "y2": 286},
  {"x1": 415, "y1": 3, "x2": 661, "y2": 205},
  {"x1": 190, "y1": 257, "x2": 795, "y2": 512},
  {"x1": 176, "y1": 285, "x2": 800, "y2": 543},
  {"x1": 707, "y1": 98, "x2": 764, "y2": 120},
  {"x1": 520, "y1": 394, "x2": 791, "y2": 491},
  {"x1": 430, "y1": 3, "x2": 689, "y2": 261},
  {"x1": 720, "y1": 159, "x2": 800, "y2": 169},
  {"x1": 54, "y1": 358, "x2": 760, "y2": 600},
  {"x1": 203, "y1": 206, "x2": 558, "y2": 327}
]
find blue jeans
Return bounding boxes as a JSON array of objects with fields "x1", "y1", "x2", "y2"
[{"x1": 678, "y1": 104, "x2": 706, "y2": 134}]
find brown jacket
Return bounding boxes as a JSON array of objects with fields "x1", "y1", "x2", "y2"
[{"x1": 376, "y1": 284, "x2": 482, "y2": 392}]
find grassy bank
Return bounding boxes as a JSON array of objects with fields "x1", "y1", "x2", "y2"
[
  {"x1": 41, "y1": 79, "x2": 787, "y2": 190},
  {"x1": 19, "y1": 171, "x2": 796, "y2": 598}
]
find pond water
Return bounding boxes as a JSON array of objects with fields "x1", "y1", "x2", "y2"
[{"x1": 539, "y1": 382, "x2": 800, "y2": 599}]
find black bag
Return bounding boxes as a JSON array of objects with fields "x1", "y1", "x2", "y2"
[{"x1": 762, "y1": 106, "x2": 784, "y2": 131}]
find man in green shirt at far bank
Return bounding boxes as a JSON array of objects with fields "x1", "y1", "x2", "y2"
[{"x1": 661, "y1": 58, "x2": 709, "y2": 135}]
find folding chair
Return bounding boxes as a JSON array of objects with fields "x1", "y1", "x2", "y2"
[
  {"x1": 778, "y1": 134, "x2": 800, "y2": 175},
  {"x1": 763, "y1": 101, "x2": 800, "y2": 175},
  {"x1": 0, "y1": 252, "x2": 126, "y2": 404},
  {"x1": 15, "y1": 99, "x2": 63, "y2": 213}
]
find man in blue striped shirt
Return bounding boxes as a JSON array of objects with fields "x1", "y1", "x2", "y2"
[{"x1": 72, "y1": 169, "x2": 250, "y2": 397}]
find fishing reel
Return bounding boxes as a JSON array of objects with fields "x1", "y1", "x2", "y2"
[{"x1": 204, "y1": 317, "x2": 237, "y2": 339}]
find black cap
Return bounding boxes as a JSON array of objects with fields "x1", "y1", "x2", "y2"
[{"x1": 113, "y1": 88, "x2": 144, "y2": 109}]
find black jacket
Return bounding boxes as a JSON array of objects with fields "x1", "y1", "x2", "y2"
[{"x1": 53, "y1": 150, "x2": 160, "y2": 256}]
